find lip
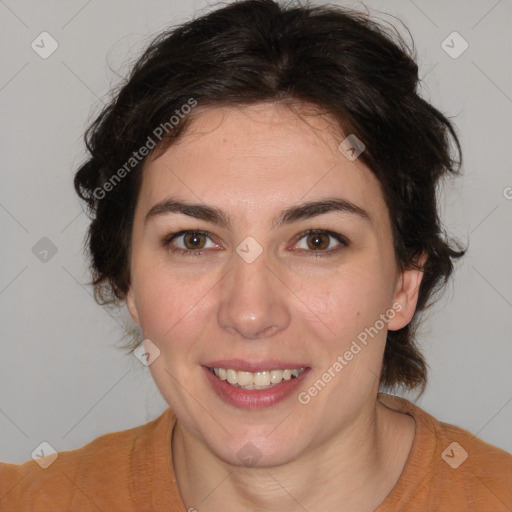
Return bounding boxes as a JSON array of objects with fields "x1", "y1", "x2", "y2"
[
  {"x1": 202, "y1": 364, "x2": 311, "y2": 409},
  {"x1": 202, "y1": 359, "x2": 309, "y2": 373}
]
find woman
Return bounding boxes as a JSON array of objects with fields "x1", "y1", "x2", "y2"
[{"x1": 1, "y1": 0, "x2": 510, "y2": 510}]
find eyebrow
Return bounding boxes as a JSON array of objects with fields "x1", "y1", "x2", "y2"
[{"x1": 144, "y1": 197, "x2": 371, "y2": 228}]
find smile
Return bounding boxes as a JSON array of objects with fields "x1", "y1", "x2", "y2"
[
  {"x1": 202, "y1": 364, "x2": 311, "y2": 409},
  {"x1": 208, "y1": 367, "x2": 306, "y2": 390}
]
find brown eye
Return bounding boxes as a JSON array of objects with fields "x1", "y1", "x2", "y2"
[
  {"x1": 306, "y1": 232, "x2": 330, "y2": 250},
  {"x1": 182, "y1": 232, "x2": 207, "y2": 250},
  {"x1": 293, "y1": 229, "x2": 348, "y2": 257},
  {"x1": 163, "y1": 230, "x2": 218, "y2": 257}
]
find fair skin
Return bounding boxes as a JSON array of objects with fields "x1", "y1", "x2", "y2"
[{"x1": 127, "y1": 102, "x2": 424, "y2": 511}]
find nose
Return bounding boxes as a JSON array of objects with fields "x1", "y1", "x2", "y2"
[{"x1": 217, "y1": 249, "x2": 290, "y2": 340}]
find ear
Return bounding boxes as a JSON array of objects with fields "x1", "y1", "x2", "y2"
[
  {"x1": 126, "y1": 286, "x2": 140, "y2": 325},
  {"x1": 387, "y1": 253, "x2": 428, "y2": 331}
]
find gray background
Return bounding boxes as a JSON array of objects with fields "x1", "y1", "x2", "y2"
[{"x1": 0, "y1": 0, "x2": 511, "y2": 463}]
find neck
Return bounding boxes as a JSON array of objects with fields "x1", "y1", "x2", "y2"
[{"x1": 171, "y1": 396, "x2": 415, "y2": 512}]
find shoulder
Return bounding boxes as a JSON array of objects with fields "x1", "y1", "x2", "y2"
[
  {"x1": 0, "y1": 408, "x2": 176, "y2": 511},
  {"x1": 377, "y1": 393, "x2": 512, "y2": 511},
  {"x1": 435, "y1": 415, "x2": 512, "y2": 499}
]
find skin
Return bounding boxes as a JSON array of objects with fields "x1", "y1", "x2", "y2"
[{"x1": 126, "y1": 102, "x2": 425, "y2": 511}]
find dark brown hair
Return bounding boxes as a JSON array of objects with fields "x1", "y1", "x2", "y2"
[{"x1": 74, "y1": 0, "x2": 466, "y2": 393}]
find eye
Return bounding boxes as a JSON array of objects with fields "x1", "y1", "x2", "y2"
[
  {"x1": 162, "y1": 228, "x2": 349, "y2": 258},
  {"x1": 292, "y1": 229, "x2": 348, "y2": 257},
  {"x1": 163, "y1": 230, "x2": 219, "y2": 257}
]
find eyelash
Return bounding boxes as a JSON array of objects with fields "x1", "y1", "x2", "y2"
[{"x1": 161, "y1": 229, "x2": 349, "y2": 258}]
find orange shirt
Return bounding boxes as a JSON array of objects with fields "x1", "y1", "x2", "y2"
[{"x1": 1, "y1": 393, "x2": 511, "y2": 511}]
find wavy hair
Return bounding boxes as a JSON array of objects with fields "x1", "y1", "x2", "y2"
[{"x1": 74, "y1": 0, "x2": 466, "y2": 393}]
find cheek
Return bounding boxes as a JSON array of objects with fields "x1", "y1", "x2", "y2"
[
  {"x1": 133, "y1": 264, "x2": 214, "y2": 352},
  {"x1": 303, "y1": 265, "x2": 391, "y2": 341}
]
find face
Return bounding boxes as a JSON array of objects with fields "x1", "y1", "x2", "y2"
[{"x1": 127, "y1": 103, "x2": 423, "y2": 467}]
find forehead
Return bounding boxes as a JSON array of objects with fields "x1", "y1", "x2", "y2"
[
  {"x1": 138, "y1": 103, "x2": 388, "y2": 228},
  {"x1": 167, "y1": 102, "x2": 348, "y2": 168}
]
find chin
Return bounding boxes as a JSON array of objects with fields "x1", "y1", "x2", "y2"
[{"x1": 201, "y1": 423, "x2": 310, "y2": 469}]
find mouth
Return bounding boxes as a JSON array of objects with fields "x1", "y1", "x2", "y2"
[
  {"x1": 207, "y1": 366, "x2": 306, "y2": 390},
  {"x1": 202, "y1": 361, "x2": 310, "y2": 409}
]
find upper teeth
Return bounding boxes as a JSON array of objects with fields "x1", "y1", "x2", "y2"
[{"x1": 211, "y1": 367, "x2": 305, "y2": 389}]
